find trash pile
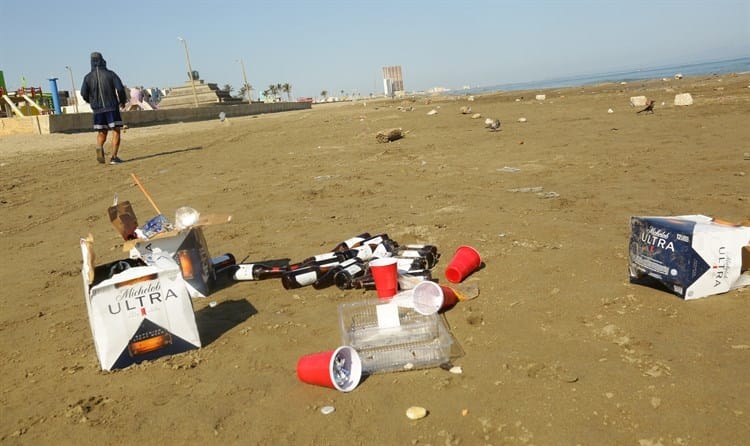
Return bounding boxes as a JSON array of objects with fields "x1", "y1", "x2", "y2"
[{"x1": 80, "y1": 175, "x2": 484, "y2": 378}]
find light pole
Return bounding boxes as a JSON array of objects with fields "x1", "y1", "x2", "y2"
[
  {"x1": 236, "y1": 58, "x2": 250, "y2": 103},
  {"x1": 65, "y1": 65, "x2": 78, "y2": 113},
  {"x1": 177, "y1": 37, "x2": 200, "y2": 107}
]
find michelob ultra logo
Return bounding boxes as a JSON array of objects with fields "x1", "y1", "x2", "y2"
[
  {"x1": 642, "y1": 226, "x2": 675, "y2": 252},
  {"x1": 103, "y1": 274, "x2": 182, "y2": 315}
]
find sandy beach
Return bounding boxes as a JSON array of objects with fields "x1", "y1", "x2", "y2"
[{"x1": 1, "y1": 72, "x2": 750, "y2": 446}]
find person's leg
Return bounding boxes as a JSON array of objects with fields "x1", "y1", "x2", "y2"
[
  {"x1": 96, "y1": 130, "x2": 108, "y2": 163},
  {"x1": 111, "y1": 129, "x2": 121, "y2": 158},
  {"x1": 97, "y1": 130, "x2": 108, "y2": 148}
]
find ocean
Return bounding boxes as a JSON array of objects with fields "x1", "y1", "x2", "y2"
[{"x1": 455, "y1": 56, "x2": 750, "y2": 95}]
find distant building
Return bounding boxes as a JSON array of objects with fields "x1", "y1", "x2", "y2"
[{"x1": 382, "y1": 65, "x2": 404, "y2": 97}]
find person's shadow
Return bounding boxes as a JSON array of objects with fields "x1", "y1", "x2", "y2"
[{"x1": 125, "y1": 145, "x2": 204, "y2": 163}]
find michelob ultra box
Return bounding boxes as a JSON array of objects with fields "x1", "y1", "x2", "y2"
[
  {"x1": 81, "y1": 235, "x2": 201, "y2": 370},
  {"x1": 125, "y1": 226, "x2": 215, "y2": 298},
  {"x1": 629, "y1": 215, "x2": 750, "y2": 300}
]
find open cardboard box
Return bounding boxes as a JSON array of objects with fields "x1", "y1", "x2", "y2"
[
  {"x1": 629, "y1": 215, "x2": 750, "y2": 300},
  {"x1": 120, "y1": 212, "x2": 232, "y2": 299},
  {"x1": 80, "y1": 235, "x2": 201, "y2": 371}
]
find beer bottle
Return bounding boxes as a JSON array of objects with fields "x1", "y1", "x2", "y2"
[
  {"x1": 392, "y1": 256, "x2": 427, "y2": 272},
  {"x1": 232, "y1": 263, "x2": 288, "y2": 281},
  {"x1": 395, "y1": 246, "x2": 440, "y2": 269},
  {"x1": 333, "y1": 258, "x2": 368, "y2": 290},
  {"x1": 299, "y1": 248, "x2": 361, "y2": 267},
  {"x1": 330, "y1": 232, "x2": 371, "y2": 252},
  {"x1": 314, "y1": 257, "x2": 364, "y2": 289},
  {"x1": 397, "y1": 269, "x2": 433, "y2": 290},
  {"x1": 349, "y1": 274, "x2": 376, "y2": 291},
  {"x1": 364, "y1": 234, "x2": 398, "y2": 258},
  {"x1": 281, "y1": 259, "x2": 340, "y2": 289}
]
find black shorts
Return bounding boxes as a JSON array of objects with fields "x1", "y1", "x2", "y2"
[{"x1": 93, "y1": 110, "x2": 124, "y2": 130}]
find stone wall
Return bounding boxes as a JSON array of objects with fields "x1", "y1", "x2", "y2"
[{"x1": 0, "y1": 101, "x2": 311, "y2": 136}]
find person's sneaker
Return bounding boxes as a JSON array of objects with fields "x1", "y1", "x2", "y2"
[
  {"x1": 109, "y1": 156, "x2": 124, "y2": 165},
  {"x1": 96, "y1": 147, "x2": 105, "y2": 164}
]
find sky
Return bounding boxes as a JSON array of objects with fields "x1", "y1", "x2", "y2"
[{"x1": 1, "y1": 0, "x2": 748, "y2": 100}]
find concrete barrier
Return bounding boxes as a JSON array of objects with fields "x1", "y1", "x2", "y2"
[{"x1": 0, "y1": 101, "x2": 311, "y2": 136}]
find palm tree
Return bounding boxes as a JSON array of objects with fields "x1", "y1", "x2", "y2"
[
  {"x1": 268, "y1": 84, "x2": 279, "y2": 101},
  {"x1": 239, "y1": 83, "x2": 253, "y2": 101},
  {"x1": 320, "y1": 90, "x2": 328, "y2": 101},
  {"x1": 282, "y1": 83, "x2": 292, "y2": 101}
]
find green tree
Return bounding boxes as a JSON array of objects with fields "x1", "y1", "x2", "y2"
[
  {"x1": 222, "y1": 84, "x2": 233, "y2": 94},
  {"x1": 320, "y1": 90, "x2": 328, "y2": 101},
  {"x1": 282, "y1": 83, "x2": 292, "y2": 101}
]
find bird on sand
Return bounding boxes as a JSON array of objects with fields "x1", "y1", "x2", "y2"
[{"x1": 485, "y1": 118, "x2": 501, "y2": 131}]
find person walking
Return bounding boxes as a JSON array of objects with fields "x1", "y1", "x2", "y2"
[{"x1": 80, "y1": 52, "x2": 127, "y2": 164}]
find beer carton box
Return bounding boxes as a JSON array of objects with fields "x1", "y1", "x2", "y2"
[
  {"x1": 123, "y1": 214, "x2": 232, "y2": 298},
  {"x1": 125, "y1": 227, "x2": 215, "y2": 298},
  {"x1": 81, "y1": 236, "x2": 201, "y2": 371},
  {"x1": 629, "y1": 215, "x2": 750, "y2": 300}
]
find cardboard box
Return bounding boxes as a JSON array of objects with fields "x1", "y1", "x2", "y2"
[
  {"x1": 81, "y1": 236, "x2": 201, "y2": 370},
  {"x1": 125, "y1": 227, "x2": 216, "y2": 298},
  {"x1": 629, "y1": 215, "x2": 750, "y2": 300}
]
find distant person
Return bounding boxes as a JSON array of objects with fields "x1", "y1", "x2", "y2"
[{"x1": 81, "y1": 52, "x2": 127, "y2": 164}]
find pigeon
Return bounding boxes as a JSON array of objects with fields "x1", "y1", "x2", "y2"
[
  {"x1": 637, "y1": 100, "x2": 655, "y2": 114},
  {"x1": 485, "y1": 118, "x2": 501, "y2": 131}
]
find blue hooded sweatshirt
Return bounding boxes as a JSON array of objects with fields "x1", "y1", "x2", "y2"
[{"x1": 80, "y1": 52, "x2": 127, "y2": 113}]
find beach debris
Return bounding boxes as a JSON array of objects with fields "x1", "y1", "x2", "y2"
[
  {"x1": 471, "y1": 113, "x2": 482, "y2": 119},
  {"x1": 497, "y1": 166, "x2": 520, "y2": 173},
  {"x1": 208, "y1": 301, "x2": 218, "y2": 308},
  {"x1": 535, "y1": 94, "x2": 546, "y2": 101},
  {"x1": 674, "y1": 93, "x2": 693, "y2": 106},
  {"x1": 515, "y1": 98, "x2": 521, "y2": 102},
  {"x1": 449, "y1": 365, "x2": 463, "y2": 374},
  {"x1": 461, "y1": 408, "x2": 469, "y2": 416},
  {"x1": 637, "y1": 100, "x2": 655, "y2": 114},
  {"x1": 661, "y1": 101, "x2": 665, "y2": 106},
  {"x1": 376, "y1": 128, "x2": 404, "y2": 143},
  {"x1": 320, "y1": 406, "x2": 335, "y2": 415},
  {"x1": 607, "y1": 108, "x2": 614, "y2": 114},
  {"x1": 459, "y1": 106, "x2": 472, "y2": 114},
  {"x1": 744, "y1": 152, "x2": 750, "y2": 160},
  {"x1": 674, "y1": 73, "x2": 684, "y2": 79},
  {"x1": 630, "y1": 96, "x2": 648, "y2": 107},
  {"x1": 406, "y1": 406, "x2": 428, "y2": 420},
  {"x1": 517, "y1": 117, "x2": 527, "y2": 123},
  {"x1": 508, "y1": 186, "x2": 543, "y2": 193},
  {"x1": 537, "y1": 191, "x2": 560, "y2": 199},
  {"x1": 485, "y1": 119, "x2": 501, "y2": 131},
  {"x1": 467, "y1": 95, "x2": 475, "y2": 101},
  {"x1": 397, "y1": 106, "x2": 413, "y2": 112},
  {"x1": 427, "y1": 109, "x2": 438, "y2": 115}
]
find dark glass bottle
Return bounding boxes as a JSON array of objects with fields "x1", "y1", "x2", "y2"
[
  {"x1": 395, "y1": 245, "x2": 440, "y2": 269},
  {"x1": 330, "y1": 232, "x2": 372, "y2": 252},
  {"x1": 350, "y1": 274, "x2": 376, "y2": 291},
  {"x1": 232, "y1": 263, "x2": 288, "y2": 281},
  {"x1": 314, "y1": 258, "x2": 364, "y2": 289},
  {"x1": 364, "y1": 234, "x2": 398, "y2": 258},
  {"x1": 391, "y1": 256, "x2": 427, "y2": 272},
  {"x1": 333, "y1": 258, "x2": 368, "y2": 290},
  {"x1": 281, "y1": 259, "x2": 340, "y2": 289}
]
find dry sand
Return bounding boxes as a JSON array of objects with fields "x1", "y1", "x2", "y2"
[{"x1": 1, "y1": 73, "x2": 749, "y2": 446}]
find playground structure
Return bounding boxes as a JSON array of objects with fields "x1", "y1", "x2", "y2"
[{"x1": 0, "y1": 86, "x2": 53, "y2": 117}]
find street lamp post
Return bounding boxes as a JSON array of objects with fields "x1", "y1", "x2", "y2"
[
  {"x1": 177, "y1": 37, "x2": 200, "y2": 107},
  {"x1": 65, "y1": 65, "x2": 78, "y2": 113},
  {"x1": 236, "y1": 58, "x2": 250, "y2": 103}
]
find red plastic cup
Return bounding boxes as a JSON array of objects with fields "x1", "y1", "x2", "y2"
[
  {"x1": 412, "y1": 281, "x2": 460, "y2": 315},
  {"x1": 444, "y1": 246, "x2": 482, "y2": 283},
  {"x1": 296, "y1": 346, "x2": 362, "y2": 392},
  {"x1": 369, "y1": 257, "x2": 399, "y2": 299}
]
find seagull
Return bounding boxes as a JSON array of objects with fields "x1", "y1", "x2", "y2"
[
  {"x1": 485, "y1": 118, "x2": 501, "y2": 131},
  {"x1": 637, "y1": 100, "x2": 655, "y2": 114}
]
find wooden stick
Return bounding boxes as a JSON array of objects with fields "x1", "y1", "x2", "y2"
[{"x1": 130, "y1": 173, "x2": 162, "y2": 215}]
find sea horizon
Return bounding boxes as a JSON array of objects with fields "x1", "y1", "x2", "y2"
[{"x1": 449, "y1": 55, "x2": 750, "y2": 95}]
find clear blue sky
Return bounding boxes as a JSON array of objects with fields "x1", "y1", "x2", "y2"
[{"x1": 1, "y1": 0, "x2": 748, "y2": 99}]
